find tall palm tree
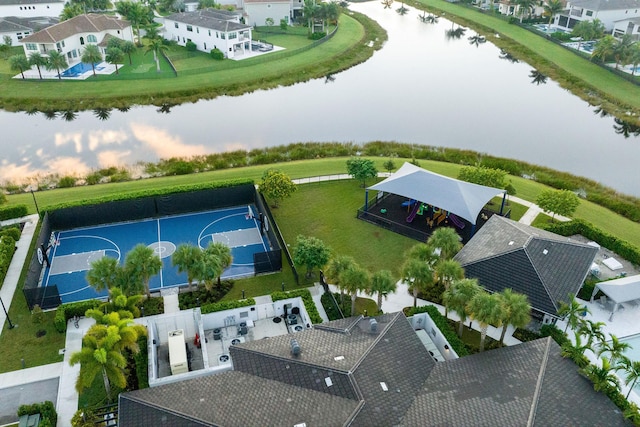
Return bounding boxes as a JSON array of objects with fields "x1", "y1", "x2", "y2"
[
  {"x1": 45, "y1": 50, "x2": 68, "y2": 80},
  {"x1": 616, "y1": 356, "x2": 640, "y2": 399},
  {"x1": 434, "y1": 258, "x2": 463, "y2": 316},
  {"x1": 81, "y1": 44, "x2": 103, "y2": 77},
  {"x1": 121, "y1": 40, "x2": 136, "y2": 65},
  {"x1": 612, "y1": 34, "x2": 634, "y2": 70},
  {"x1": 427, "y1": 227, "x2": 462, "y2": 259},
  {"x1": 401, "y1": 257, "x2": 434, "y2": 308},
  {"x1": 598, "y1": 334, "x2": 631, "y2": 365},
  {"x1": 628, "y1": 43, "x2": 640, "y2": 76},
  {"x1": 405, "y1": 243, "x2": 438, "y2": 264},
  {"x1": 467, "y1": 291, "x2": 503, "y2": 352},
  {"x1": 28, "y1": 52, "x2": 47, "y2": 79},
  {"x1": 145, "y1": 37, "x2": 168, "y2": 73},
  {"x1": 340, "y1": 264, "x2": 370, "y2": 316},
  {"x1": 443, "y1": 278, "x2": 481, "y2": 337},
  {"x1": 367, "y1": 269, "x2": 396, "y2": 312},
  {"x1": 497, "y1": 288, "x2": 530, "y2": 346},
  {"x1": 558, "y1": 293, "x2": 588, "y2": 334},
  {"x1": 125, "y1": 244, "x2": 163, "y2": 298},
  {"x1": 105, "y1": 47, "x2": 124, "y2": 75},
  {"x1": 172, "y1": 244, "x2": 202, "y2": 291},
  {"x1": 543, "y1": 0, "x2": 563, "y2": 31},
  {"x1": 9, "y1": 54, "x2": 31, "y2": 79},
  {"x1": 517, "y1": 0, "x2": 535, "y2": 23},
  {"x1": 204, "y1": 241, "x2": 233, "y2": 288}
]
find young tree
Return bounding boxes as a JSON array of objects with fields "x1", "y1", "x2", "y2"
[
  {"x1": 260, "y1": 169, "x2": 296, "y2": 208},
  {"x1": 293, "y1": 235, "x2": 331, "y2": 279},
  {"x1": 427, "y1": 227, "x2": 462, "y2": 259},
  {"x1": 28, "y1": 52, "x2": 47, "y2": 79},
  {"x1": 99, "y1": 287, "x2": 143, "y2": 318},
  {"x1": 81, "y1": 44, "x2": 103, "y2": 77},
  {"x1": 442, "y1": 278, "x2": 481, "y2": 337},
  {"x1": 340, "y1": 264, "x2": 370, "y2": 316},
  {"x1": 558, "y1": 293, "x2": 588, "y2": 334},
  {"x1": 383, "y1": 159, "x2": 396, "y2": 174},
  {"x1": 45, "y1": 50, "x2": 68, "y2": 80},
  {"x1": 10, "y1": 54, "x2": 31, "y2": 79},
  {"x1": 457, "y1": 166, "x2": 506, "y2": 189},
  {"x1": 125, "y1": 244, "x2": 162, "y2": 298},
  {"x1": 496, "y1": 288, "x2": 530, "y2": 346},
  {"x1": 401, "y1": 257, "x2": 434, "y2": 308},
  {"x1": 367, "y1": 269, "x2": 396, "y2": 312},
  {"x1": 105, "y1": 47, "x2": 124, "y2": 74},
  {"x1": 536, "y1": 189, "x2": 580, "y2": 221},
  {"x1": 121, "y1": 40, "x2": 136, "y2": 65},
  {"x1": 346, "y1": 157, "x2": 377, "y2": 187},
  {"x1": 467, "y1": 291, "x2": 503, "y2": 352},
  {"x1": 172, "y1": 244, "x2": 203, "y2": 291}
]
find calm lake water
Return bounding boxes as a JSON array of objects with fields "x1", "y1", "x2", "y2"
[{"x1": 0, "y1": 2, "x2": 638, "y2": 195}]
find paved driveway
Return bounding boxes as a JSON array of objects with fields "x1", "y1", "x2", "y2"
[{"x1": 0, "y1": 378, "x2": 59, "y2": 425}]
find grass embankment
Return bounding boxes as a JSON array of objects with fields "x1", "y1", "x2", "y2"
[
  {"x1": 0, "y1": 12, "x2": 385, "y2": 111},
  {"x1": 411, "y1": 0, "x2": 640, "y2": 124}
]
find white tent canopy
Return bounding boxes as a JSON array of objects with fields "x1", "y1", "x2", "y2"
[
  {"x1": 367, "y1": 162, "x2": 506, "y2": 225},
  {"x1": 591, "y1": 274, "x2": 640, "y2": 320}
]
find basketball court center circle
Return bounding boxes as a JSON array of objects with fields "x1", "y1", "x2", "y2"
[{"x1": 148, "y1": 241, "x2": 176, "y2": 259}]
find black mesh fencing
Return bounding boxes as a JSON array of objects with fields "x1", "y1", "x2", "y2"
[
  {"x1": 23, "y1": 284, "x2": 60, "y2": 310},
  {"x1": 254, "y1": 250, "x2": 282, "y2": 275},
  {"x1": 23, "y1": 213, "x2": 52, "y2": 295}
]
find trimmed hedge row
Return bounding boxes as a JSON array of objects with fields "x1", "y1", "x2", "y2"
[
  {"x1": 54, "y1": 299, "x2": 102, "y2": 333},
  {"x1": 0, "y1": 234, "x2": 16, "y2": 289},
  {"x1": 43, "y1": 178, "x2": 254, "y2": 213},
  {"x1": 200, "y1": 298, "x2": 256, "y2": 314},
  {"x1": 0, "y1": 204, "x2": 28, "y2": 220},
  {"x1": 271, "y1": 289, "x2": 324, "y2": 324},
  {"x1": 405, "y1": 305, "x2": 469, "y2": 357},
  {"x1": 135, "y1": 335, "x2": 149, "y2": 389},
  {"x1": 544, "y1": 218, "x2": 640, "y2": 265},
  {"x1": 18, "y1": 401, "x2": 57, "y2": 427}
]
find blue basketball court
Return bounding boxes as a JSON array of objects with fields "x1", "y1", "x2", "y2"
[{"x1": 42, "y1": 206, "x2": 269, "y2": 303}]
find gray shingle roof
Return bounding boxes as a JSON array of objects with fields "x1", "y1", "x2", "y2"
[
  {"x1": 454, "y1": 215, "x2": 597, "y2": 315},
  {"x1": 568, "y1": 0, "x2": 640, "y2": 11},
  {"x1": 0, "y1": 16, "x2": 58, "y2": 33},
  {"x1": 21, "y1": 13, "x2": 129, "y2": 44},
  {"x1": 0, "y1": 0, "x2": 62, "y2": 5},
  {"x1": 165, "y1": 9, "x2": 250, "y2": 33}
]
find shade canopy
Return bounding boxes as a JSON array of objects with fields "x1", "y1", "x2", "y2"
[
  {"x1": 592, "y1": 275, "x2": 640, "y2": 305},
  {"x1": 368, "y1": 163, "x2": 506, "y2": 225}
]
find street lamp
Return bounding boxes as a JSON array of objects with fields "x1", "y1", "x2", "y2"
[
  {"x1": 0, "y1": 296, "x2": 15, "y2": 329},
  {"x1": 30, "y1": 188, "x2": 40, "y2": 216}
]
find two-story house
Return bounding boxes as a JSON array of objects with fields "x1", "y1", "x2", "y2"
[
  {"x1": 555, "y1": 0, "x2": 640, "y2": 31},
  {"x1": 0, "y1": 0, "x2": 63, "y2": 19}
]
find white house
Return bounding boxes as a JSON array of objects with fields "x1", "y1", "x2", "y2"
[
  {"x1": 0, "y1": 15, "x2": 56, "y2": 44},
  {"x1": 244, "y1": 0, "x2": 292, "y2": 27},
  {"x1": 613, "y1": 16, "x2": 640, "y2": 39},
  {"x1": 495, "y1": 0, "x2": 546, "y2": 20},
  {"x1": 20, "y1": 14, "x2": 133, "y2": 64},
  {"x1": 555, "y1": 0, "x2": 640, "y2": 31},
  {"x1": 0, "y1": 0, "x2": 63, "y2": 19},
  {"x1": 164, "y1": 9, "x2": 253, "y2": 58}
]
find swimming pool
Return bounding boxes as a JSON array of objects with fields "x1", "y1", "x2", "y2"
[
  {"x1": 619, "y1": 334, "x2": 640, "y2": 390},
  {"x1": 60, "y1": 62, "x2": 104, "y2": 78},
  {"x1": 533, "y1": 24, "x2": 570, "y2": 35}
]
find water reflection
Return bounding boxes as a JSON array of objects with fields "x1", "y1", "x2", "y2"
[
  {"x1": 468, "y1": 34, "x2": 486, "y2": 47},
  {"x1": 613, "y1": 118, "x2": 640, "y2": 138},
  {"x1": 529, "y1": 70, "x2": 548, "y2": 85},
  {"x1": 324, "y1": 74, "x2": 336, "y2": 84},
  {"x1": 61, "y1": 110, "x2": 78, "y2": 122},
  {"x1": 93, "y1": 108, "x2": 111, "y2": 121},
  {"x1": 499, "y1": 50, "x2": 519, "y2": 63},
  {"x1": 156, "y1": 103, "x2": 176, "y2": 114},
  {"x1": 445, "y1": 26, "x2": 466, "y2": 40},
  {"x1": 396, "y1": 2, "x2": 410, "y2": 15},
  {"x1": 418, "y1": 12, "x2": 439, "y2": 24}
]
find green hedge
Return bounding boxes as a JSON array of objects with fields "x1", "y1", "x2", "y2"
[
  {"x1": 0, "y1": 234, "x2": 16, "y2": 289},
  {"x1": 135, "y1": 335, "x2": 149, "y2": 389},
  {"x1": 54, "y1": 299, "x2": 102, "y2": 333},
  {"x1": 320, "y1": 292, "x2": 344, "y2": 321},
  {"x1": 200, "y1": 298, "x2": 256, "y2": 314},
  {"x1": 43, "y1": 179, "x2": 254, "y2": 213},
  {"x1": 18, "y1": 401, "x2": 57, "y2": 427},
  {"x1": 544, "y1": 219, "x2": 640, "y2": 265},
  {"x1": 0, "y1": 204, "x2": 28, "y2": 220},
  {"x1": 405, "y1": 305, "x2": 470, "y2": 357},
  {"x1": 271, "y1": 289, "x2": 324, "y2": 324},
  {"x1": 0, "y1": 225, "x2": 21, "y2": 241}
]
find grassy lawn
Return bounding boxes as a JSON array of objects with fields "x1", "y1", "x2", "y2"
[
  {"x1": 412, "y1": 0, "x2": 640, "y2": 120},
  {"x1": 486, "y1": 196, "x2": 528, "y2": 221},
  {"x1": 93, "y1": 44, "x2": 175, "y2": 79},
  {"x1": 0, "y1": 13, "x2": 377, "y2": 110}
]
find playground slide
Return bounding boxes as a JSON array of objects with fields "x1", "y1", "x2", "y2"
[
  {"x1": 406, "y1": 202, "x2": 420, "y2": 223},
  {"x1": 449, "y1": 213, "x2": 465, "y2": 229}
]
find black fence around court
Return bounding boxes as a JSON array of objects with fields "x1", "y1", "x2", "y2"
[{"x1": 24, "y1": 184, "x2": 285, "y2": 309}]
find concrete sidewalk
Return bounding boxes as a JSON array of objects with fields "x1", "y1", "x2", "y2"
[{"x1": 509, "y1": 195, "x2": 570, "y2": 226}]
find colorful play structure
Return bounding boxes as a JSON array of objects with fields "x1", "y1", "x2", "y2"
[{"x1": 402, "y1": 199, "x2": 465, "y2": 229}]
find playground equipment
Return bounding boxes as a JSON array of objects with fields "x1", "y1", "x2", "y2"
[
  {"x1": 448, "y1": 213, "x2": 465, "y2": 229},
  {"x1": 406, "y1": 202, "x2": 420, "y2": 222}
]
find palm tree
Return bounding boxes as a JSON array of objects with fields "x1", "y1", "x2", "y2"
[
  {"x1": 9, "y1": 54, "x2": 30, "y2": 79},
  {"x1": 45, "y1": 50, "x2": 68, "y2": 80},
  {"x1": 616, "y1": 356, "x2": 640, "y2": 398},
  {"x1": 303, "y1": 0, "x2": 320, "y2": 33},
  {"x1": 592, "y1": 35, "x2": 616, "y2": 64},
  {"x1": 401, "y1": 257, "x2": 434, "y2": 308},
  {"x1": 100, "y1": 287, "x2": 144, "y2": 318},
  {"x1": 434, "y1": 259, "x2": 464, "y2": 291},
  {"x1": 87, "y1": 257, "x2": 122, "y2": 294},
  {"x1": 28, "y1": 52, "x2": 47, "y2": 79},
  {"x1": 558, "y1": 293, "x2": 588, "y2": 334},
  {"x1": 467, "y1": 291, "x2": 503, "y2": 352},
  {"x1": 543, "y1": 0, "x2": 563, "y2": 31},
  {"x1": 497, "y1": 288, "x2": 530, "y2": 346},
  {"x1": 581, "y1": 357, "x2": 621, "y2": 393},
  {"x1": 443, "y1": 278, "x2": 481, "y2": 337},
  {"x1": 628, "y1": 43, "x2": 640, "y2": 76},
  {"x1": 326, "y1": 255, "x2": 356, "y2": 303},
  {"x1": 121, "y1": 40, "x2": 136, "y2": 65},
  {"x1": 405, "y1": 243, "x2": 438, "y2": 264},
  {"x1": 577, "y1": 319, "x2": 606, "y2": 349},
  {"x1": 516, "y1": 0, "x2": 535, "y2": 23},
  {"x1": 204, "y1": 241, "x2": 233, "y2": 288},
  {"x1": 367, "y1": 269, "x2": 396, "y2": 312},
  {"x1": 125, "y1": 244, "x2": 162, "y2": 298},
  {"x1": 172, "y1": 244, "x2": 202, "y2": 291},
  {"x1": 612, "y1": 34, "x2": 634, "y2": 70},
  {"x1": 598, "y1": 334, "x2": 631, "y2": 365},
  {"x1": 340, "y1": 264, "x2": 370, "y2": 316},
  {"x1": 105, "y1": 47, "x2": 124, "y2": 75},
  {"x1": 561, "y1": 333, "x2": 590, "y2": 368},
  {"x1": 145, "y1": 37, "x2": 168, "y2": 73},
  {"x1": 81, "y1": 44, "x2": 103, "y2": 77},
  {"x1": 426, "y1": 227, "x2": 462, "y2": 259},
  {"x1": 571, "y1": 20, "x2": 593, "y2": 51}
]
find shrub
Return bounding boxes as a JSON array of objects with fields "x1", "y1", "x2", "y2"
[
  {"x1": 54, "y1": 300, "x2": 101, "y2": 332},
  {"x1": 185, "y1": 41, "x2": 197, "y2": 51},
  {"x1": 0, "y1": 204, "x2": 28, "y2": 220},
  {"x1": 308, "y1": 31, "x2": 326, "y2": 40},
  {"x1": 0, "y1": 235, "x2": 16, "y2": 287},
  {"x1": 405, "y1": 305, "x2": 469, "y2": 356},
  {"x1": 58, "y1": 176, "x2": 76, "y2": 188},
  {"x1": 321, "y1": 292, "x2": 344, "y2": 321},
  {"x1": 18, "y1": 401, "x2": 57, "y2": 427},
  {"x1": 200, "y1": 298, "x2": 256, "y2": 314},
  {"x1": 135, "y1": 335, "x2": 149, "y2": 389},
  {"x1": 210, "y1": 48, "x2": 224, "y2": 60},
  {"x1": 178, "y1": 281, "x2": 233, "y2": 310},
  {"x1": 271, "y1": 289, "x2": 323, "y2": 324},
  {"x1": 32, "y1": 304, "x2": 44, "y2": 324},
  {"x1": 1, "y1": 225, "x2": 21, "y2": 241}
]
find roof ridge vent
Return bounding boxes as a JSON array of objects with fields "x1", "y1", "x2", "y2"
[
  {"x1": 290, "y1": 338, "x2": 301, "y2": 356},
  {"x1": 369, "y1": 318, "x2": 378, "y2": 333}
]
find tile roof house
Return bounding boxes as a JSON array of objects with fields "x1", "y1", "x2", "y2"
[
  {"x1": 20, "y1": 13, "x2": 133, "y2": 63},
  {"x1": 118, "y1": 312, "x2": 629, "y2": 426},
  {"x1": 454, "y1": 215, "x2": 598, "y2": 322},
  {"x1": 0, "y1": 15, "x2": 57, "y2": 44},
  {"x1": 555, "y1": 0, "x2": 640, "y2": 31},
  {"x1": 0, "y1": 0, "x2": 63, "y2": 19}
]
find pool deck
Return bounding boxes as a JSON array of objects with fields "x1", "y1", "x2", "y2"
[{"x1": 13, "y1": 61, "x2": 117, "y2": 80}]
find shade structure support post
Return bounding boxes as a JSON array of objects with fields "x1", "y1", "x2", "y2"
[
  {"x1": 499, "y1": 193, "x2": 506, "y2": 216},
  {"x1": 364, "y1": 190, "x2": 369, "y2": 212},
  {"x1": 470, "y1": 224, "x2": 476, "y2": 237}
]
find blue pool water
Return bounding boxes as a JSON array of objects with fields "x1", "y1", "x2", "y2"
[
  {"x1": 619, "y1": 334, "x2": 640, "y2": 389},
  {"x1": 60, "y1": 62, "x2": 104, "y2": 77}
]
